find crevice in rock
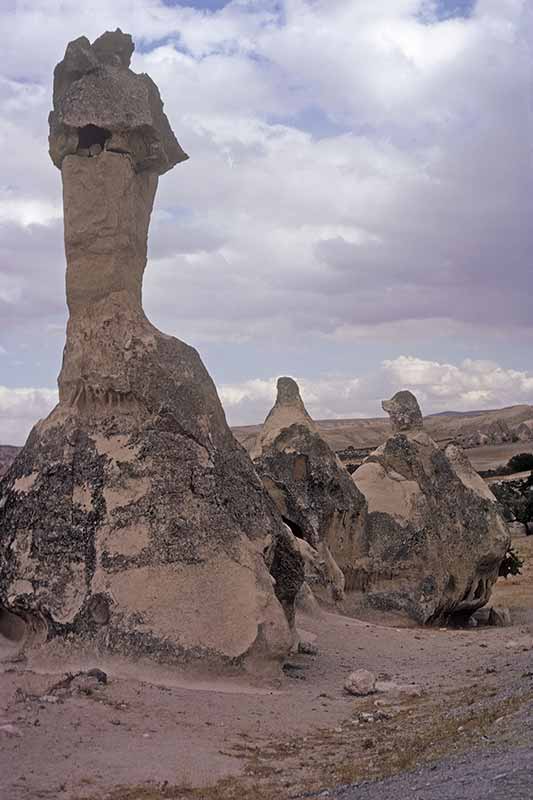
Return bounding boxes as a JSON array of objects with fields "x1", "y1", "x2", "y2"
[{"x1": 282, "y1": 514, "x2": 306, "y2": 541}]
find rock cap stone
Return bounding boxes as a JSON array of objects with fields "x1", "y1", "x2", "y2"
[
  {"x1": 382, "y1": 390, "x2": 423, "y2": 433},
  {"x1": 49, "y1": 28, "x2": 188, "y2": 174}
]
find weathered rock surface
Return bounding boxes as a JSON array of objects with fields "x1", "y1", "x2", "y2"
[
  {"x1": 0, "y1": 447, "x2": 20, "y2": 479},
  {"x1": 352, "y1": 391, "x2": 510, "y2": 623},
  {"x1": 0, "y1": 31, "x2": 302, "y2": 672},
  {"x1": 489, "y1": 606, "x2": 512, "y2": 627},
  {"x1": 49, "y1": 29, "x2": 188, "y2": 175},
  {"x1": 253, "y1": 378, "x2": 367, "y2": 604}
]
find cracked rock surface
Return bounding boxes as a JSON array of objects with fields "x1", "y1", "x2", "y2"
[
  {"x1": 253, "y1": 377, "x2": 368, "y2": 605},
  {"x1": 0, "y1": 31, "x2": 302, "y2": 672},
  {"x1": 352, "y1": 391, "x2": 510, "y2": 623}
]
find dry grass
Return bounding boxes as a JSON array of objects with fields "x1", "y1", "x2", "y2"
[
  {"x1": 75, "y1": 548, "x2": 533, "y2": 800},
  {"x1": 75, "y1": 684, "x2": 533, "y2": 800},
  {"x1": 334, "y1": 688, "x2": 533, "y2": 785},
  {"x1": 76, "y1": 778, "x2": 281, "y2": 800}
]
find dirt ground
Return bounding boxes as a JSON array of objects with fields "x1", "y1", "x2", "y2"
[
  {"x1": 2, "y1": 537, "x2": 533, "y2": 800},
  {"x1": 468, "y1": 441, "x2": 533, "y2": 472}
]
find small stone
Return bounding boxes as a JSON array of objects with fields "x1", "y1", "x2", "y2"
[
  {"x1": 472, "y1": 607, "x2": 491, "y2": 626},
  {"x1": 344, "y1": 669, "x2": 377, "y2": 696},
  {"x1": 40, "y1": 695, "x2": 59, "y2": 704},
  {"x1": 298, "y1": 640, "x2": 319, "y2": 656},
  {"x1": 0, "y1": 724, "x2": 22, "y2": 737},
  {"x1": 87, "y1": 668, "x2": 108, "y2": 684},
  {"x1": 489, "y1": 607, "x2": 512, "y2": 627}
]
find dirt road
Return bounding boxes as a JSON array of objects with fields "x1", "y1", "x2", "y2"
[
  {"x1": 320, "y1": 742, "x2": 533, "y2": 800},
  {"x1": 2, "y1": 539, "x2": 533, "y2": 800}
]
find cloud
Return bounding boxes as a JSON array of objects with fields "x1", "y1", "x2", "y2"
[
  {"x1": 0, "y1": 386, "x2": 58, "y2": 445},
  {"x1": 220, "y1": 355, "x2": 533, "y2": 426},
  {"x1": 4, "y1": 353, "x2": 532, "y2": 443},
  {"x1": 0, "y1": 1, "x2": 531, "y2": 414}
]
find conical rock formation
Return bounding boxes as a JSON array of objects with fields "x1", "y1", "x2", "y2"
[
  {"x1": 352, "y1": 391, "x2": 510, "y2": 623},
  {"x1": 0, "y1": 32, "x2": 302, "y2": 670},
  {"x1": 253, "y1": 378, "x2": 367, "y2": 604}
]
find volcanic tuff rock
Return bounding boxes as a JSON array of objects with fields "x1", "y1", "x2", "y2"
[
  {"x1": 0, "y1": 447, "x2": 20, "y2": 479},
  {"x1": 49, "y1": 29, "x2": 188, "y2": 175},
  {"x1": 352, "y1": 391, "x2": 510, "y2": 623},
  {"x1": 253, "y1": 378, "x2": 368, "y2": 604},
  {"x1": 0, "y1": 31, "x2": 303, "y2": 671}
]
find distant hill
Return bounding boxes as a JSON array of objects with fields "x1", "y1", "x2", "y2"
[
  {"x1": 2, "y1": 404, "x2": 532, "y2": 477},
  {"x1": 232, "y1": 404, "x2": 533, "y2": 454}
]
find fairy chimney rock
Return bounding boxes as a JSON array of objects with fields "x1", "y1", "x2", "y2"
[
  {"x1": 252, "y1": 377, "x2": 317, "y2": 459},
  {"x1": 0, "y1": 33, "x2": 302, "y2": 672},
  {"x1": 253, "y1": 377, "x2": 368, "y2": 606},
  {"x1": 382, "y1": 390, "x2": 423, "y2": 434}
]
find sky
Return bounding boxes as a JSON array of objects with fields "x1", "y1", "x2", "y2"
[{"x1": 0, "y1": 0, "x2": 532, "y2": 444}]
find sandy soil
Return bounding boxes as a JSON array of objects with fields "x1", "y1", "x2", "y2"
[
  {"x1": 2, "y1": 539, "x2": 533, "y2": 800},
  {"x1": 468, "y1": 441, "x2": 533, "y2": 472}
]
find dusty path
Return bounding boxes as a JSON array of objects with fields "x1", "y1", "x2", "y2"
[
  {"x1": 318, "y1": 743, "x2": 533, "y2": 800},
  {"x1": 2, "y1": 538, "x2": 533, "y2": 800}
]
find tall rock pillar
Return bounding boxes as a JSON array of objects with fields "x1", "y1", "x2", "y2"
[{"x1": 0, "y1": 31, "x2": 302, "y2": 670}]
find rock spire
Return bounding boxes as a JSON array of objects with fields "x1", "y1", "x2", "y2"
[{"x1": 0, "y1": 32, "x2": 302, "y2": 671}]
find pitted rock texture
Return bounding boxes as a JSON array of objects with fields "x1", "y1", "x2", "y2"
[
  {"x1": 381, "y1": 390, "x2": 423, "y2": 434},
  {"x1": 352, "y1": 392, "x2": 510, "y2": 623},
  {"x1": 0, "y1": 31, "x2": 302, "y2": 671},
  {"x1": 253, "y1": 378, "x2": 368, "y2": 604},
  {"x1": 251, "y1": 377, "x2": 318, "y2": 460},
  {"x1": 49, "y1": 29, "x2": 188, "y2": 174}
]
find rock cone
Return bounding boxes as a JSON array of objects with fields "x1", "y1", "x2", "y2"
[
  {"x1": 352, "y1": 391, "x2": 510, "y2": 623},
  {"x1": 253, "y1": 378, "x2": 368, "y2": 604},
  {"x1": 0, "y1": 32, "x2": 302, "y2": 671}
]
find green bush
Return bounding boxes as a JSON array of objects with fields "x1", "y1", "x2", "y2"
[
  {"x1": 499, "y1": 546, "x2": 524, "y2": 579},
  {"x1": 506, "y1": 453, "x2": 533, "y2": 473}
]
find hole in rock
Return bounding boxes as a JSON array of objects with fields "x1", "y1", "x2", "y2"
[
  {"x1": 88, "y1": 593, "x2": 111, "y2": 626},
  {"x1": 282, "y1": 515, "x2": 307, "y2": 541},
  {"x1": 0, "y1": 607, "x2": 28, "y2": 643},
  {"x1": 77, "y1": 124, "x2": 111, "y2": 150}
]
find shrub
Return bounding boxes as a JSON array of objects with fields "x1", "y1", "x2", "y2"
[
  {"x1": 506, "y1": 453, "x2": 533, "y2": 473},
  {"x1": 499, "y1": 546, "x2": 524, "y2": 579}
]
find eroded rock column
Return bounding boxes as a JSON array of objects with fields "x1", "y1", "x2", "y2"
[{"x1": 0, "y1": 31, "x2": 302, "y2": 671}]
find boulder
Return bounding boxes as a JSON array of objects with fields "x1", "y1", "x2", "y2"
[
  {"x1": 352, "y1": 391, "x2": 510, "y2": 623},
  {"x1": 253, "y1": 378, "x2": 368, "y2": 603},
  {"x1": 488, "y1": 606, "x2": 512, "y2": 627},
  {"x1": 0, "y1": 31, "x2": 303, "y2": 672},
  {"x1": 344, "y1": 669, "x2": 377, "y2": 696}
]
